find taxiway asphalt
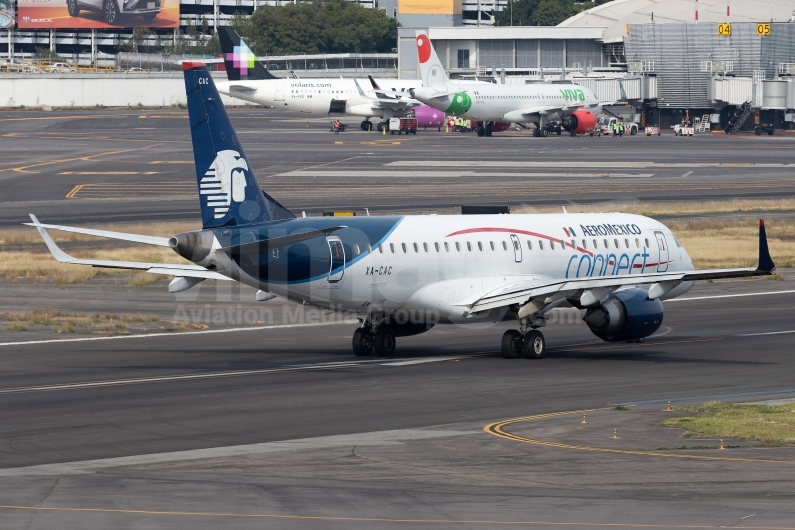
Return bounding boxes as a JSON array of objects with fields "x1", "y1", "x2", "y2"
[
  {"x1": 1, "y1": 109, "x2": 795, "y2": 528},
  {"x1": 3, "y1": 109, "x2": 795, "y2": 227}
]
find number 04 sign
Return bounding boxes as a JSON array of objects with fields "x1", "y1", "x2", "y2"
[
  {"x1": 717, "y1": 23, "x2": 731, "y2": 36},
  {"x1": 757, "y1": 23, "x2": 771, "y2": 36}
]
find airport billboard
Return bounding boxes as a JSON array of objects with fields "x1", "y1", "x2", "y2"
[
  {"x1": 0, "y1": 0, "x2": 14, "y2": 29},
  {"x1": 399, "y1": 0, "x2": 461, "y2": 15},
  {"x1": 16, "y1": 0, "x2": 180, "y2": 29}
]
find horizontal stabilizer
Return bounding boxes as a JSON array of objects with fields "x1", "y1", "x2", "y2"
[
  {"x1": 29, "y1": 216, "x2": 229, "y2": 281},
  {"x1": 221, "y1": 226, "x2": 347, "y2": 252},
  {"x1": 26, "y1": 215, "x2": 171, "y2": 247}
]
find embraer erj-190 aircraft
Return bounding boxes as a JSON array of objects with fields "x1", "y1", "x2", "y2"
[
  {"x1": 410, "y1": 31, "x2": 603, "y2": 138},
  {"x1": 214, "y1": 27, "x2": 425, "y2": 132},
  {"x1": 27, "y1": 62, "x2": 777, "y2": 359}
]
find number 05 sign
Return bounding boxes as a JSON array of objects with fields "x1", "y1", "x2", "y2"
[{"x1": 757, "y1": 23, "x2": 771, "y2": 36}]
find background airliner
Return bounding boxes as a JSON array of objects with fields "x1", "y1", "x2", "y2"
[
  {"x1": 28, "y1": 62, "x2": 776, "y2": 360},
  {"x1": 215, "y1": 27, "x2": 427, "y2": 132},
  {"x1": 410, "y1": 31, "x2": 603, "y2": 138}
]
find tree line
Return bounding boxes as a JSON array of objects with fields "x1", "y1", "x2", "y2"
[{"x1": 232, "y1": 0, "x2": 399, "y2": 56}]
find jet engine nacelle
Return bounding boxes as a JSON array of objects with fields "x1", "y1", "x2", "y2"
[
  {"x1": 582, "y1": 288, "x2": 663, "y2": 342},
  {"x1": 561, "y1": 109, "x2": 597, "y2": 135}
]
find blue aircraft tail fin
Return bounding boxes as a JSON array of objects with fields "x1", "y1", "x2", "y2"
[{"x1": 183, "y1": 62, "x2": 294, "y2": 229}]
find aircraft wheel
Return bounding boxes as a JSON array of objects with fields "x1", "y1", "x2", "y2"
[
  {"x1": 477, "y1": 127, "x2": 485, "y2": 137},
  {"x1": 378, "y1": 122, "x2": 387, "y2": 133},
  {"x1": 361, "y1": 121, "x2": 372, "y2": 131},
  {"x1": 352, "y1": 327, "x2": 374, "y2": 356},
  {"x1": 501, "y1": 329, "x2": 523, "y2": 359},
  {"x1": 522, "y1": 330, "x2": 546, "y2": 359},
  {"x1": 540, "y1": 127, "x2": 548, "y2": 138},
  {"x1": 532, "y1": 127, "x2": 541, "y2": 138},
  {"x1": 373, "y1": 325, "x2": 396, "y2": 357},
  {"x1": 485, "y1": 126, "x2": 492, "y2": 137}
]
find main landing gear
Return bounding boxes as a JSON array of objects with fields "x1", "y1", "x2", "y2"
[
  {"x1": 501, "y1": 329, "x2": 546, "y2": 359},
  {"x1": 476, "y1": 121, "x2": 493, "y2": 137},
  {"x1": 361, "y1": 120, "x2": 373, "y2": 131},
  {"x1": 352, "y1": 324, "x2": 396, "y2": 357},
  {"x1": 532, "y1": 125, "x2": 548, "y2": 138}
]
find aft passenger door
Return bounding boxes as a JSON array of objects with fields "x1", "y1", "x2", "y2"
[
  {"x1": 327, "y1": 237, "x2": 345, "y2": 282},
  {"x1": 510, "y1": 234, "x2": 522, "y2": 263},
  {"x1": 654, "y1": 231, "x2": 669, "y2": 272}
]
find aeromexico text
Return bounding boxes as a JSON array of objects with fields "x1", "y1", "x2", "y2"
[{"x1": 580, "y1": 223, "x2": 643, "y2": 237}]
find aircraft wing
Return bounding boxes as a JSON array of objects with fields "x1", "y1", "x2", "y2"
[
  {"x1": 27, "y1": 215, "x2": 229, "y2": 281},
  {"x1": 519, "y1": 105, "x2": 565, "y2": 117},
  {"x1": 469, "y1": 221, "x2": 775, "y2": 314},
  {"x1": 352, "y1": 78, "x2": 422, "y2": 110}
]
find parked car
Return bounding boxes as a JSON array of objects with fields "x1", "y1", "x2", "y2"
[
  {"x1": 66, "y1": 0, "x2": 161, "y2": 25},
  {"x1": 48, "y1": 62, "x2": 76, "y2": 73}
]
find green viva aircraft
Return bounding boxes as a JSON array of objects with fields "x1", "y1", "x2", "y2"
[{"x1": 410, "y1": 31, "x2": 609, "y2": 138}]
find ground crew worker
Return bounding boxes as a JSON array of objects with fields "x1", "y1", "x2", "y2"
[
  {"x1": 619, "y1": 122, "x2": 625, "y2": 136},
  {"x1": 612, "y1": 121, "x2": 617, "y2": 137},
  {"x1": 334, "y1": 119, "x2": 341, "y2": 133}
]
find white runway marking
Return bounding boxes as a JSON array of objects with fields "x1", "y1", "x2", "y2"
[
  {"x1": 737, "y1": 330, "x2": 795, "y2": 337},
  {"x1": 0, "y1": 427, "x2": 478, "y2": 477},
  {"x1": 382, "y1": 353, "x2": 493, "y2": 366},
  {"x1": 0, "y1": 320, "x2": 355, "y2": 348},
  {"x1": 665, "y1": 289, "x2": 795, "y2": 302}
]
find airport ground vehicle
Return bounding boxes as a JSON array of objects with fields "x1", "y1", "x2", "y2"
[
  {"x1": 755, "y1": 124, "x2": 775, "y2": 136},
  {"x1": 598, "y1": 117, "x2": 638, "y2": 136},
  {"x1": 674, "y1": 123, "x2": 694, "y2": 136},
  {"x1": 389, "y1": 117, "x2": 418, "y2": 134},
  {"x1": 66, "y1": 0, "x2": 161, "y2": 24},
  {"x1": 48, "y1": 63, "x2": 76, "y2": 73}
]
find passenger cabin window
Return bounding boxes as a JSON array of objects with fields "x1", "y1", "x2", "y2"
[
  {"x1": 539, "y1": 241, "x2": 544, "y2": 250},
  {"x1": 593, "y1": 239, "x2": 598, "y2": 249},
  {"x1": 434, "y1": 242, "x2": 440, "y2": 252},
  {"x1": 645, "y1": 238, "x2": 650, "y2": 247},
  {"x1": 366, "y1": 244, "x2": 372, "y2": 253},
  {"x1": 413, "y1": 243, "x2": 419, "y2": 252},
  {"x1": 467, "y1": 242, "x2": 472, "y2": 251},
  {"x1": 502, "y1": 241, "x2": 508, "y2": 250},
  {"x1": 353, "y1": 244, "x2": 360, "y2": 256},
  {"x1": 490, "y1": 241, "x2": 495, "y2": 251},
  {"x1": 478, "y1": 242, "x2": 483, "y2": 251},
  {"x1": 571, "y1": 240, "x2": 576, "y2": 248},
  {"x1": 402, "y1": 243, "x2": 407, "y2": 253},
  {"x1": 635, "y1": 238, "x2": 640, "y2": 248},
  {"x1": 614, "y1": 239, "x2": 619, "y2": 248},
  {"x1": 603, "y1": 239, "x2": 609, "y2": 248},
  {"x1": 624, "y1": 239, "x2": 629, "y2": 248},
  {"x1": 527, "y1": 240, "x2": 532, "y2": 250},
  {"x1": 444, "y1": 242, "x2": 450, "y2": 252},
  {"x1": 550, "y1": 241, "x2": 555, "y2": 250},
  {"x1": 423, "y1": 243, "x2": 429, "y2": 252},
  {"x1": 582, "y1": 240, "x2": 587, "y2": 249},
  {"x1": 378, "y1": 244, "x2": 383, "y2": 253},
  {"x1": 455, "y1": 242, "x2": 461, "y2": 251}
]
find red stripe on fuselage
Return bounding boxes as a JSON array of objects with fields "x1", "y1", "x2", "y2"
[{"x1": 446, "y1": 227, "x2": 593, "y2": 256}]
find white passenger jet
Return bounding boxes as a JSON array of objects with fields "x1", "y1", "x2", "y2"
[
  {"x1": 215, "y1": 27, "x2": 422, "y2": 132},
  {"x1": 27, "y1": 62, "x2": 777, "y2": 359},
  {"x1": 410, "y1": 31, "x2": 603, "y2": 137}
]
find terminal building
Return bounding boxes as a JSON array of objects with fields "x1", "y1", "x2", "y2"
[{"x1": 398, "y1": 0, "x2": 795, "y2": 131}]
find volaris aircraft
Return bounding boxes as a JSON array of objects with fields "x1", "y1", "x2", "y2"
[
  {"x1": 28, "y1": 62, "x2": 776, "y2": 359},
  {"x1": 215, "y1": 27, "x2": 428, "y2": 132},
  {"x1": 410, "y1": 31, "x2": 604, "y2": 138}
]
